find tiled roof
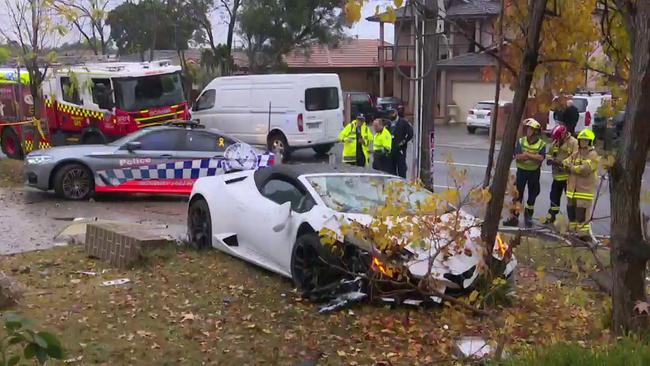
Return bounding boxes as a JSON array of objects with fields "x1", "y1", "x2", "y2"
[
  {"x1": 446, "y1": 0, "x2": 501, "y2": 18},
  {"x1": 438, "y1": 52, "x2": 495, "y2": 67},
  {"x1": 283, "y1": 39, "x2": 389, "y2": 68}
]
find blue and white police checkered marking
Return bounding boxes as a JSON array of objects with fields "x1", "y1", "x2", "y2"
[{"x1": 96, "y1": 154, "x2": 273, "y2": 187}]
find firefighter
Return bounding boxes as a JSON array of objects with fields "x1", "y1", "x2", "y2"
[
  {"x1": 503, "y1": 118, "x2": 546, "y2": 228},
  {"x1": 372, "y1": 118, "x2": 393, "y2": 173},
  {"x1": 544, "y1": 125, "x2": 579, "y2": 224},
  {"x1": 563, "y1": 129, "x2": 600, "y2": 240},
  {"x1": 338, "y1": 113, "x2": 372, "y2": 167}
]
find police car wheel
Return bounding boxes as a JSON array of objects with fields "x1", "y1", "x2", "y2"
[
  {"x1": 54, "y1": 163, "x2": 94, "y2": 200},
  {"x1": 188, "y1": 198, "x2": 212, "y2": 250}
]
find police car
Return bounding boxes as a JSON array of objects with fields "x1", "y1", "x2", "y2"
[{"x1": 24, "y1": 122, "x2": 274, "y2": 200}]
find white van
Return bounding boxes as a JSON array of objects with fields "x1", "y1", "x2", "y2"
[
  {"x1": 191, "y1": 74, "x2": 344, "y2": 159},
  {"x1": 546, "y1": 92, "x2": 611, "y2": 133}
]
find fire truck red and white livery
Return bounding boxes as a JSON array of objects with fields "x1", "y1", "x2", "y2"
[
  {"x1": 0, "y1": 60, "x2": 189, "y2": 159},
  {"x1": 43, "y1": 60, "x2": 189, "y2": 145}
]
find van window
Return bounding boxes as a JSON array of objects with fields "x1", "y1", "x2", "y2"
[
  {"x1": 571, "y1": 98, "x2": 588, "y2": 113},
  {"x1": 60, "y1": 77, "x2": 82, "y2": 105},
  {"x1": 194, "y1": 89, "x2": 216, "y2": 111},
  {"x1": 305, "y1": 87, "x2": 339, "y2": 111}
]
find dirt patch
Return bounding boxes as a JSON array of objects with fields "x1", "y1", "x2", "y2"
[
  {"x1": 1, "y1": 244, "x2": 612, "y2": 365},
  {"x1": 0, "y1": 158, "x2": 24, "y2": 187}
]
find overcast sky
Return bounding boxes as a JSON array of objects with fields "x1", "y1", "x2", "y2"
[{"x1": 0, "y1": 0, "x2": 396, "y2": 47}]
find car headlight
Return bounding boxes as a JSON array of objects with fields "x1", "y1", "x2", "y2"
[{"x1": 26, "y1": 155, "x2": 52, "y2": 165}]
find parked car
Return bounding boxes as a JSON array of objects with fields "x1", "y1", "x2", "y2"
[
  {"x1": 191, "y1": 74, "x2": 343, "y2": 160},
  {"x1": 376, "y1": 97, "x2": 404, "y2": 115},
  {"x1": 187, "y1": 163, "x2": 517, "y2": 303},
  {"x1": 24, "y1": 122, "x2": 274, "y2": 200},
  {"x1": 547, "y1": 92, "x2": 611, "y2": 133},
  {"x1": 465, "y1": 101, "x2": 509, "y2": 134},
  {"x1": 343, "y1": 91, "x2": 376, "y2": 123}
]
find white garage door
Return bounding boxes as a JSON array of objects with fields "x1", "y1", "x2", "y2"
[{"x1": 451, "y1": 81, "x2": 515, "y2": 123}]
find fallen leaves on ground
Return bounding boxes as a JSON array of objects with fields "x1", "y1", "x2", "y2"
[{"x1": 1, "y1": 245, "x2": 612, "y2": 365}]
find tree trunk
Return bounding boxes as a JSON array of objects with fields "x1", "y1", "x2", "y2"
[
  {"x1": 419, "y1": 0, "x2": 438, "y2": 188},
  {"x1": 610, "y1": 0, "x2": 650, "y2": 335},
  {"x1": 482, "y1": 0, "x2": 548, "y2": 267},
  {"x1": 483, "y1": 0, "x2": 506, "y2": 188}
]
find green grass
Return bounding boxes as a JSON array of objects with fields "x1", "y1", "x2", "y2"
[{"x1": 495, "y1": 338, "x2": 650, "y2": 366}]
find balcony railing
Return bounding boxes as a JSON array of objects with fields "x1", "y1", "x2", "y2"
[{"x1": 378, "y1": 45, "x2": 416, "y2": 67}]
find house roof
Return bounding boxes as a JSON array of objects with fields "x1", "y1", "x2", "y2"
[
  {"x1": 283, "y1": 39, "x2": 389, "y2": 69},
  {"x1": 446, "y1": 0, "x2": 501, "y2": 18},
  {"x1": 438, "y1": 52, "x2": 495, "y2": 68}
]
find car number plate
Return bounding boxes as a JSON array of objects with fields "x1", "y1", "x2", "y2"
[
  {"x1": 307, "y1": 122, "x2": 320, "y2": 128},
  {"x1": 477, "y1": 113, "x2": 485, "y2": 118}
]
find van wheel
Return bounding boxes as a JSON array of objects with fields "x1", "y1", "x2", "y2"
[
  {"x1": 268, "y1": 133, "x2": 290, "y2": 162},
  {"x1": 467, "y1": 126, "x2": 477, "y2": 134},
  {"x1": 313, "y1": 144, "x2": 334, "y2": 156}
]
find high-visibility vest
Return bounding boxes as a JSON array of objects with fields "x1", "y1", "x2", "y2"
[
  {"x1": 372, "y1": 128, "x2": 392, "y2": 156},
  {"x1": 516, "y1": 137, "x2": 546, "y2": 171},
  {"x1": 564, "y1": 147, "x2": 600, "y2": 201},
  {"x1": 550, "y1": 136, "x2": 578, "y2": 181},
  {"x1": 338, "y1": 120, "x2": 371, "y2": 164}
]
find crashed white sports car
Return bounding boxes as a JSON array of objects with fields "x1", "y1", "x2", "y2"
[{"x1": 188, "y1": 164, "x2": 516, "y2": 305}]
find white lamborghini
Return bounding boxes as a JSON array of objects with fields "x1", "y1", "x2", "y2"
[{"x1": 187, "y1": 164, "x2": 517, "y2": 303}]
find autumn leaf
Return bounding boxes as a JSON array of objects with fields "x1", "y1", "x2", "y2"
[
  {"x1": 380, "y1": 6, "x2": 397, "y2": 23},
  {"x1": 345, "y1": 0, "x2": 362, "y2": 24}
]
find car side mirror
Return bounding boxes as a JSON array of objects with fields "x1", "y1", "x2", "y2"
[
  {"x1": 125, "y1": 141, "x2": 142, "y2": 152},
  {"x1": 272, "y1": 201, "x2": 292, "y2": 232}
]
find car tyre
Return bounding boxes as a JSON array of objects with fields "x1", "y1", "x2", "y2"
[
  {"x1": 53, "y1": 163, "x2": 94, "y2": 200},
  {"x1": 312, "y1": 144, "x2": 334, "y2": 156},
  {"x1": 1, "y1": 128, "x2": 24, "y2": 159},
  {"x1": 290, "y1": 233, "x2": 341, "y2": 298},
  {"x1": 467, "y1": 126, "x2": 477, "y2": 134},
  {"x1": 187, "y1": 198, "x2": 212, "y2": 250},
  {"x1": 268, "y1": 132, "x2": 290, "y2": 162}
]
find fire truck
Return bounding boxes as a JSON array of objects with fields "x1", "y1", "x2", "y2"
[{"x1": 0, "y1": 60, "x2": 190, "y2": 159}]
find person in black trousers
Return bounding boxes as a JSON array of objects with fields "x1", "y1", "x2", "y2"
[{"x1": 388, "y1": 108, "x2": 413, "y2": 178}]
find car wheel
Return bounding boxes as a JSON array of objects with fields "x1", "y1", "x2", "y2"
[
  {"x1": 53, "y1": 163, "x2": 94, "y2": 200},
  {"x1": 1, "y1": 128, "x2": 23, "y2": 159},
  {"x1": 268, "y1": 133, "x2": 290, "y2": 162},
  {"x1": 312, "y1": 144, "x2": 334, "y2": 156},
  {"x1": 187, "y1": 198, "x2": 212, "y2": 250},
  {"x1": 290, "y1": 233, "x2": 342, "y2": 298},
  {"x1": 467, "y1": 126, "x2": 477, "y2": 134}
]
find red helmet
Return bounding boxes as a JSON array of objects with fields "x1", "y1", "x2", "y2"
[{"x1": 551, "y1": 125, "x2": 567, "y2": 141}]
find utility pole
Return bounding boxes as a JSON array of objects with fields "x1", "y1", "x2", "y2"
[{"x1": 418, "y1": 0, "x2": 439, "y2": 188}]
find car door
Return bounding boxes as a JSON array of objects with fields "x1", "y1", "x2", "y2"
[
  {"x1": 241, "y1": 177, "x2": 314, "y2": 271},
  {"x1": 93, "y1": 129, "x2": 185, "y2": 190},
  {"x1": 304, "y1": 86, "x2": 342, "y2": 142}
]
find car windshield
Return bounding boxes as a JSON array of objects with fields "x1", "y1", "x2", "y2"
[
  {"x1": 113, "y1": 72, "x2": 185, "y2": 112},
  {"x1": 305, "y1": 175, "x2": 434, "y2": 214},
  {"x1": 475, "y1": 103, "x2": 494, "y2": 110}
]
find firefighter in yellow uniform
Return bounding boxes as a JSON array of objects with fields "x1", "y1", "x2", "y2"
[
  {"x1": 545, "y1": 125, "x2": 579, "y2": 224},
  {"x1": 338, "y1": 114, "x2": 372, "y2": 167},
  {"x1": 563, "y1": 129, "x2": 600, "y2": 240},
  {"x1": 371, "y1": 118, "x2": 392, "y2": 173}
]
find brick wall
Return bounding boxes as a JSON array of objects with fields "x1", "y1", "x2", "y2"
[{"x1": 85, "y1": 223, "x2": 171, "y2": 268}]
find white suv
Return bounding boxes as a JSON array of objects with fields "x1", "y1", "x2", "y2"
[{"x1": 547, "y1": 93, "x2": 611, "y2": 133}]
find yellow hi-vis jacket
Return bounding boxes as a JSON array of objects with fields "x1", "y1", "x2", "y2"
[
  {"x1": 372, "y1": 127, "x2": 392, "y2": 157},
  {"x1": 563, "y1": 147, "x2": 600, "y2": 201},
  {"x1": 516, "y1": 137, "x2": 546, "y2": 171},
  {"x1": 338, "y1": 119, "x2": 372, "y2": 164},
  {"x1": 549, "y1": 136, "x2": 579, "y2": 181}
]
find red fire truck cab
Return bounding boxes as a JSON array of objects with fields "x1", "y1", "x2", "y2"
[{"x1": 43, "y1": 60, "x2": 189, "y2": 147}]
